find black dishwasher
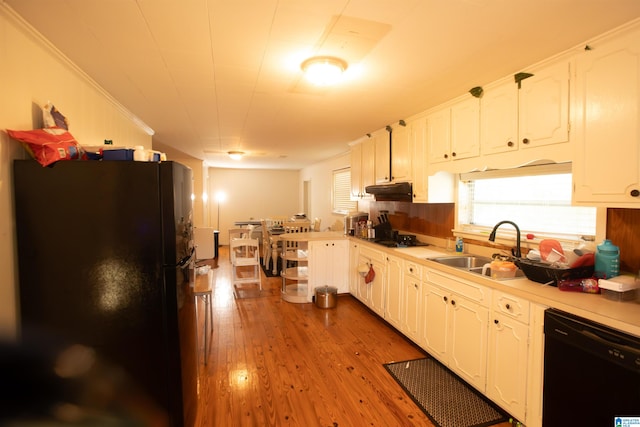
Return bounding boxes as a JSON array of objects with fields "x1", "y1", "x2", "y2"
[{"x1": 543, "y1": 309, "x2": 640, "y2": 426}]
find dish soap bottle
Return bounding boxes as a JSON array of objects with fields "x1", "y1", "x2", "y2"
[
  {"x1": 595, "y1": 239, "x2": 620, "y2": 279},
  {"x1": 455, "y1": 237, "x2": 464, "y2": 253}
]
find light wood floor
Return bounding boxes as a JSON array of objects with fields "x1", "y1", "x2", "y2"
[{"x1": 194, "y1": 246, "x2": 512, "y2": 426}]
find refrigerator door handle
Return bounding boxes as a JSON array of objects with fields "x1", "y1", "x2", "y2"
[{"x1": 177, "y1": 247, "x2": 196, "y2": 268}]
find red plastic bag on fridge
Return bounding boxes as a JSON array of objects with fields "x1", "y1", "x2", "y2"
[{"x1": 6, "y1": 128, "x2": 86, "y2": 166}]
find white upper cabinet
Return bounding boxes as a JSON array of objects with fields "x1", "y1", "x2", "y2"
[
  {"x1": 411, "y1": 116, "x2": 430, "y2": 201},
  {"x1": 481, "y1": 60, "x2": 570, "y2": 157},
  {"x1": 426, "y1": 106, "x2": 451, "y2": 164},
  {"x1": 391, "y1": 122, "x2": 411, "y2": 182},
  {"x1": 374, "y1": 129, "x2": 391, "y2": 184},
  {"x1": 519, "y1": 60, "x2": 571, "y2": 148},
  {"x1": 428, "y1": 95, "x2": 480, "y2": 164},
  {"x1": 480, "y1": 81, "x2": 519, "y2": 155},
  {"x1": 349, "y1": 136, "x2": 375, "y2": 199},
  {"x1": 409, "y1": 115, "x2": 455, "y2": 203},
  {"x1": 451, "y1": 96, "x2": 481, "y2": 160},
  {"x1": 573, "y1": 25, "x2": 640, "y2": 206}
]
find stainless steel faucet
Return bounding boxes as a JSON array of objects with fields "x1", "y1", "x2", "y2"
[{"x1": 488, "y1": 220, "x2": 522, "y2": 258}]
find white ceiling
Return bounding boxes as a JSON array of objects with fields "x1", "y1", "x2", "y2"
[{"x1": 6, "y1": 0, "x2": 640, "y2": 169}]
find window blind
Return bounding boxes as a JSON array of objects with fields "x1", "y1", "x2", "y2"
[{"x1": 333, "y1": 168, "x2": 357, "y2": 213}]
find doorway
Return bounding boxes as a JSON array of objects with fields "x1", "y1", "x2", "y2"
[{"x1": 303, "y1": 180, "x2": 310, "y2": 217}]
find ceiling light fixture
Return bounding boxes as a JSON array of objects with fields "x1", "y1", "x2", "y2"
[
  {"x1": 228, "y1": 150, "x2": 244, "y2": 160},
  {"x1": 301, "y1": 56, "x2": 347, "y2": 86}
]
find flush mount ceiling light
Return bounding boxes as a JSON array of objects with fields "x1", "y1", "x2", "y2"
[
  {"x1": 227, "y1": 150, "x2": 244, "y2": 160},
  {"x1": 301, "y1": 56, "x2": 348, "y2": 86}
]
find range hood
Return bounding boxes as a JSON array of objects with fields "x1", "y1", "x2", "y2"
[{"x1": 365, "y1": 182, "x2": 412, "y2": 202}]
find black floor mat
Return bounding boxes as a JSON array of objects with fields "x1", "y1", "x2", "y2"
[{"x1": 384, "y1": 357, "x2": 509, "y2": 427}]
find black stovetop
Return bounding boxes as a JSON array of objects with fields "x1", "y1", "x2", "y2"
[{"x1": 367, "y1": 238, "x2": 430, "y2": 248}]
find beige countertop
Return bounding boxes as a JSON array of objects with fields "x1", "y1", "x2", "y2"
[
  {"x1": 359, "y1": 239, "x2": 640, "y2": 337},
  {"x1": 271, "y1": 232, "x2": 639, "y2": 336},
  {"x1": 274, "y1": 231, "x2": 347, "y2": 241}
]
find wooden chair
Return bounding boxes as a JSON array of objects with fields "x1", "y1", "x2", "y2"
[
  {"x1": 260, "y1": 219, "x2": 274, "y2": 269},
  {"x1": 283, "y1": 220, "x2": 311, "y2": 234},
  {"x1": 228, "y1": 228, "x2": 247, "y2": 261},
  {"x1": 267, "y1": 216, "x2": 287, "y2": 227},
  {"x1": 230, "y1": 238, "x2": 261, "y2": 295}
]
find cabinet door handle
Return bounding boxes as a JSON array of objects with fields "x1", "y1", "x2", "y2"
[
  {"x1": 414, "y1": 283, "x2": 418, "y2": 289},
  {"x1": 443, "y1": 296, "x2": 448, "y2": 302},
  {"x1": 494, "y1": 319, "x2": 499, "y2": 324},
  {"x1": 444, "y1": 153, "x2": 449, "y2": 159},
  {"x1": 507, "y1": 141, "x2": 514, "y2": 147},
  {"x1": 522, "y1": 138, "x2": 530, "y2": 144},
  {"x1": 451, "y1": 152, "x2": 457, "y2": 157},
  {"x1": 505, "y1": 303, "x2": 511, "y2": 310},
  {"x1": 631, "y1": 189, "x2": 640, "y2": 197},
  {"x1": 451, "y1": 299, "x2": 456, "y2": 306}
]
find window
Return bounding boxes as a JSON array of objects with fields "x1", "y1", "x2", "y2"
[
  {"x1": 458, "y1": 163, "x2": 596, "y2": 239},
  {"x1": 333, "y1": 168, "x2": 357, "y2": 213}
]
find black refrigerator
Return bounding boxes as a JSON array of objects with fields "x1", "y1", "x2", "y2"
[{"x1": 13, "y1": 159, "x2": 198, "y2": 427}]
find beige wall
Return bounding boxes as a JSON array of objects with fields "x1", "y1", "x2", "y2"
[
  {"x1": 208, "y1": 168, "x2": 301, "y2": 244},
  {"x1": 0, "y1": 6, "x2": 153, "y2": 339},
  {"x1": 300, "y1": 152, "x2": 352, "y2": 233}
]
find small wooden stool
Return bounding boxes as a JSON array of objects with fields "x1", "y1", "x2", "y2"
[{"x1": 193, "y1": 269, "x2": 214, "y2": 365}]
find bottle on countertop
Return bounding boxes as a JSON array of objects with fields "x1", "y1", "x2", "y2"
[
  {"x1": 595, "y1": 239, "x2": 620, "y2": 279},
  {"x1": 455, "y1": 237, "x2": 464, "y2": 253}
]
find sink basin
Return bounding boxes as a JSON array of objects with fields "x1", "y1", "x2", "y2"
[
  {"x1": 428, "y1": 255, "x2": 493, "y2": 269},
  {"x1": 428, "y1": 255, "x2": 525, "y2": 280},
  {"x1": 468, "y1": 266, "x2": 526, "y2": 280}
]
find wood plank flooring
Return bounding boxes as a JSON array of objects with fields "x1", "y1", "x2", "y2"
[{"x1": 194, "y1": 246, "x2": 512, "y2": 427}]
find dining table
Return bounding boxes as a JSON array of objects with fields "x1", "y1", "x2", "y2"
[{"x1": 233, "y1": 220, "x2": 262, "y2": 227}]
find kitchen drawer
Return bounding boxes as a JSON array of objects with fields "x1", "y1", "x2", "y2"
[
  {"x1": 360, "y1": 245, "x2": 385, "y2": 265},
  {"x1": 404, "y1": 260, "x2": 422, "y2": 279},
  {"x1": 492, "y1": 290, "x2": 530, "y2": 324},
  {"x1": 424, "y1": 268, "x2": 491, "y2": 307}
]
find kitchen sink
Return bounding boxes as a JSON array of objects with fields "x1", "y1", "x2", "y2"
[
  {"x1": 427, "y1": 255, "x2": 493, "y2": 269},
  {"x1": 468, "y1": 266, "x2": 526, "y2": 279},
  {"x1": 427, "y1": 255, "x2": 525, "y2": 280}
]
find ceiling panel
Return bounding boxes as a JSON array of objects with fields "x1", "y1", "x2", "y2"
[{"x1": 5, "y1": 0, "x2": 640, "y2": 168}]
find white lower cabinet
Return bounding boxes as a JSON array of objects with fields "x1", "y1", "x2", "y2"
[
  {"x1": 308, "y1": 239, "x2": 349, "y2": 299},
  {"x1": 384, "y1": 254, "x2": 403, "y2": 330},
  {"x1": 421, "y1": 268, "x2": 491, "y2": 392},
  {"x1": 402, "y1": 261, "x2": 422, "y2": 342},
  {"x1": 385, "y1": 257, "x2": 422, "y2": 341},
  {"x1": 354, "y1": 245, "x2": 386, "y2": 317},
  {"x1": 487, "y1": 291, "x2": 530, "y2": 423},
  {"x1": 348, "y1": 241, "x2": 360, "y2": 296},
  {"x1": 348, "y1": 244, "x2": 542, "y2": 424}
]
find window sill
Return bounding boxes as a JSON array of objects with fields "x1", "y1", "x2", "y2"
[{"x1": 453, "y1": 226, "x2": 594, "y2": 255}]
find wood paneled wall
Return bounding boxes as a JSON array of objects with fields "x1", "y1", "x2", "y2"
[
  {"x1": 369, "y1": 203, "x2": 640, "y2": 275},
  {"x1": 369, "y1": 202, "x2": 455, "y2": 238},
  {"x1": 606, "y1": 208, "x2": 640, "y2": 274}
]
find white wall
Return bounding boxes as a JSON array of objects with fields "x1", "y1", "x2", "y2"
[
  {"x1": 300, "y1": 152, "x2": 352, "y2": 233},
  {"x1": 0, "y1": 6, "x2": 153, "y2": 339},
  {"x1": 208, "y1": 167, "x2": 300, "y2": 244}
]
